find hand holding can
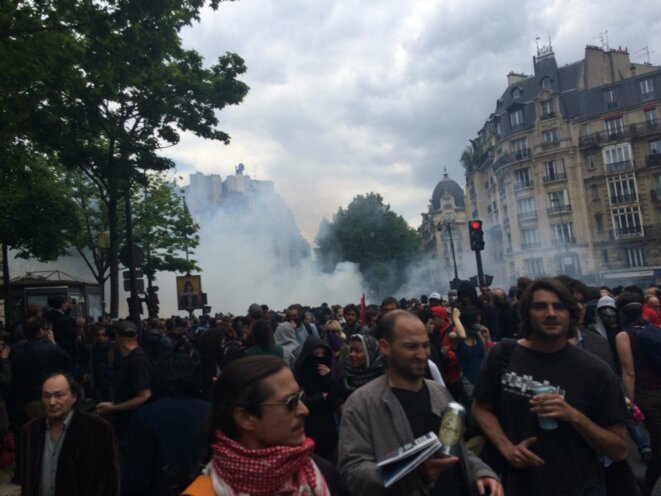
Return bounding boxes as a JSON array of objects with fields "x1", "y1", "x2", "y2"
[{"x1": 530, "y1": 384, "x2": 559, "y2": 430}]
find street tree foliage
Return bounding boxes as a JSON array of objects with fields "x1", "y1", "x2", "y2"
[
  {"x1": 1, "y1": 0, "x2": 248, "y2": 316},
  {"x1": 67, "y1": 170, "x2": 199, "y2": 300},
  {"x1": 132, "y1": 174, "x2": 200, "y2": 288},
  {"x1": 0, "y1": 149, "x2": 80, "y2": 261},
  {"x1": 315, "y1": 193, "x2": 420, "y2": 295}
]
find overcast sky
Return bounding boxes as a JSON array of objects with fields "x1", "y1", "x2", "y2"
[{"x1": 167, "y1": 0, "x2": 661, "y2": 242}]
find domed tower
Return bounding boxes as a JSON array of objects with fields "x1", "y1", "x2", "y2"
[{"x1": 418, "y1": 169, "x2": 469, "y2": 290}]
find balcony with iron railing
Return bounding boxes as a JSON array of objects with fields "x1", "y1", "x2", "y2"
[
  {"x1": 610, "y1": 226, "x2": 645, "y2": 239},
  {"x1": 517, "y1": 211, "x2": 537, "y2": 221},
  {"x1": 511, "y1": 122, "x2": 525, "y2": 132},
  {"x1": 547, "y1": 203, "x2": 572, "y2": 215},
  {"x1": 493, "y1": 148, "x2": 533, "y2": 173},
  {"x1": 540, "y1": 112, "x2": 555, "y2": 121},
  {"x1": 551, "y1": 236, "x2": 576, "y2": 246},
  {"x1": 521, "y1": 241, "x2": 542, "y2": 250},
  {"x1": 647, "y1": 153, "x2": 661, "y2": 167},
  {"x1": 543, "y1": 171, "x2": 567, "y2": 183},
  {"x1": 605, "y1": 160, "x2": 633, "y2": 173},
  {"x1": 609, "y1": 192, "x2": 638, "y2": 204},
  {"x1": 513, "y1": 180, "x2": 534, "y2": 192}
]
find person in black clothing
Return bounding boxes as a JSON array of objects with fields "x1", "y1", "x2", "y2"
[
  {"x1": 457, "y1": 281, "x2": 501, "y2": 341},
  {"x1": 96, "y1": 320, "x2": 153, "y2": 448},
  {"x1": 43, "y1": 295, "x2": 80, "y2": 360},
  {"x1": 123, "y1": 352, "x2": 211, "y2": 496},
  {"x1": 492, "y1": 288, "x2": 520, "y2": 339},
  {"x1": 293, "y1": 337, "x2": 339, "y2": 460}
]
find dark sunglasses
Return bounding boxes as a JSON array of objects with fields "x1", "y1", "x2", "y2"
[{"x1": 261, "y1": 391, "x2": 304, "y2": 411}]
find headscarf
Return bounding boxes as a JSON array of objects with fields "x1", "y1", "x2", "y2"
[
  {"x1": 208, "y1": 431, "x2": 329, "y2": 496},
  {"x1": 343, "y1": 334, "x2": 384, "y2": 392},
  {"x1": 293, "y1": 337, "x2": 336, "y2": 396}
]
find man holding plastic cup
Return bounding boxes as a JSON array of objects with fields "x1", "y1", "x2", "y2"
[{"x1": 472, "y1": 278, "x2": 628, "y2": 496}]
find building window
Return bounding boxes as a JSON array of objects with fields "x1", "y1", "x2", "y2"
[
  {"x1": 541, "y1": 100, "x2": 553, "y2": 119},
  {"x1": 607, "y1": 174, "x2": 637, "y2": 204},
  {"x1": 645, "y1": 108, "x2": 658, "y2": 129},
  {"x1": 612, "y1": 206, "x2": 643, "y2": 238},
  {"x1": 625, "y1": 247, "x2": 646, "y2": 268},
  {"x1": 512, "y1": 87, "x2": 522, "y2": 99},
  {"x1": 443, "y1": 197, "x2": 453, "y2": 209},
  {"x1": 582, "y1": 123, "x2": 591, "y2": 135},
  {"x1": 513, "y1": 168, "x2": 533, "y2": 190},
  {"x1": 591, "y1": 184, "x2": 599, "y2": 201},
  {"x1": 521, "y1": 228, "x2": 540, "y2": 249},
  {"x1": 605, "y1": 116, "x2": 624, "y2": 138},
  {"x1": 603, "y1": 144, "x2": 632, "y2": 173},
  {"x1": 495, "y1": 120, "x2": 501, "y2": 137},
  {"x1": 525, "y1": 258, "x2": 545, "y2": 277},
  {"x1": 640, "y1": 79, "x2": 654, "y2": 97},
  {"x1": 542, "y1": 128, "x2": 560, "y2": 143},
  {"x1": 587, "y1": 154, "x2": 596, "y2": 170},
  {"x1": 541, "y1": 77, "x2": 552, "y2": 89},
  {"x1": 650, "y1": 140, "x2": 661, "y2": 155},
  {"x1": 552, "y1": 222, "x2": 574, "y2": 245},
  {"x1": 444, "y1": 213, "x2": 454, "y2": 222},
  {"x1": 517, "y1": 197, "x2": 537, "y2": 220},
  {"x1": 604, "y1": 88, "x2": 618, "y2": 108},
  {"x1": 510, "y1": 110, "x2": 524, "y2": 130},
  {"x1": 595, "y1": 214, "x2": 604, "y2": 232},
  {"x1": 602, "y1": 249, "x2": 609, "y2": 263},
  {"x1": 544, "y1": 160, "x2": 566, "y2": 182},
  {"x1": 548, "y1": 189, "x2": 570, "y2": 213},
  {"x1": 654, "y1": 175, "x2": 661, "y2": 197},
  {"x1": 511, "y1": 137, "x2": 529, "y2": 159}
]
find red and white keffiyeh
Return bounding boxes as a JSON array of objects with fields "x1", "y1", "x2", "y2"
[{"x1": 209, "y1": 430, "x2": 330, "y2": 496}]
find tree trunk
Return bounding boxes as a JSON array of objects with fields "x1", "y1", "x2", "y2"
[
  {"x1": 108, "y1": 195, "x2": 119, "y2": 318},
  {"x1": 2, "y1": 243, "x2": 10, "y2": 326}
]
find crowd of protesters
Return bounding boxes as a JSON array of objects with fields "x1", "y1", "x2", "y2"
[{"x1": 2, "y1": 276, "x2": 661, "y2": 495}]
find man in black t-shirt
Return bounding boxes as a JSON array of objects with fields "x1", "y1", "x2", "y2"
[
  {"x1": 472, "y1": 278, "x2": 628, "y2": 496},
  {"x1": 338, "y1": 310, "x2": 502, "y2": 495},
  {"x1": 97, "y1": 320, "x2": 153, "y2": 445}
]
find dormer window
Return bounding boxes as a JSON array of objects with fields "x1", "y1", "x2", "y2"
[
  {"x1": 541, "y1": 77, "x2": 552, "y2": 89},
  {"x1": 512, "y1": 87, "x2": 522, "y2": 99}
]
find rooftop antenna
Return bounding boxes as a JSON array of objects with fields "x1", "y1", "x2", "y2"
[
  {"x1": 633, "y1": 46, "x2": 653, "y2": 65},
  {"x1": 536, "y1": 33, "x2": 554, "y2": 58},
  {"x1": 598, "y1": 30, "x2": 609, "y2": 51}
]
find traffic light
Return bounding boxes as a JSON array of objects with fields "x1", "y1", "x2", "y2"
[{"x1": 468, "y1": 220, "x2": 485, "y2": 251}]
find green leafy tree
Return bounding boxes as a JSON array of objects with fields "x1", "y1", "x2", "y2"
[
  {"x1": 132, "y1": 174, "x2": 200, "y2": 289},
  {"x1": 315, "y1": 193, "x2": 420, "y2": 296},
  {"x1": 2, "y1": 0, "x2": 248, "y2": 316}
]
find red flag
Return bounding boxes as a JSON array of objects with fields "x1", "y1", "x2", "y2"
[{"x1": 360, "y1": 293, "x2": 366, "y2": 325}]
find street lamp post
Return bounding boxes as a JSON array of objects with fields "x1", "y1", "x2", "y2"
[{"x1": 439, "y1": 222, "x2": 460, "y2": 286}]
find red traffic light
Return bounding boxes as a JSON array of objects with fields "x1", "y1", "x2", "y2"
[{"x1": 471, "y1": 220, "x2": 482, "y2": 230}]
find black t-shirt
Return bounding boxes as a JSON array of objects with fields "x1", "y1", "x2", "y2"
[
  {"x1": 392, "y1": 383, "x2": 465, "y2": 496},
  {"x1": 113, "y1": 347, "x2": 153, "y2": 436},
  {"x1": 473, "y1": 342, "x2": 627, "y2": 496}
]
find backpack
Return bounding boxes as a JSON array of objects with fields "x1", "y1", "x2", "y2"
[{"x1": 629, "y1": 323, "x2": 661, "y2": 373}]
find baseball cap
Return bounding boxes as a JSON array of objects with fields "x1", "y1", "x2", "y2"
[
  {"x1": 115, "y1": 320, "x2": 138, "y2": 337},
  {"x1": 429, "y1": 292, "x2": 442, "y2": 301}
]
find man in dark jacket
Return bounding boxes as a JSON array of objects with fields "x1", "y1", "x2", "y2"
[
  {"x1": 43, "y1": 295, "x2": 79, "y2": 360},
  {"x1": 20, "y1": 373, "x2": 119, "y2": 496},
  {"x1": 457, "y1": 281, "x2": 500, "y2": 341}
]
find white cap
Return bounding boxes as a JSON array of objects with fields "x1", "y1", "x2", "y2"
[{"x1": 429, "y1": 292, "x2": 442, "y2": 301}]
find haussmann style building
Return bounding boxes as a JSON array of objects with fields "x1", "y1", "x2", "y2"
[{"x1": 462, "y1": 43, "x2": 661, "y2": 288}]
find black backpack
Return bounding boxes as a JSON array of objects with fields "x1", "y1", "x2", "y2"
[{"x1": 629, "y1": 323, "x2": 661, "y2": 373}]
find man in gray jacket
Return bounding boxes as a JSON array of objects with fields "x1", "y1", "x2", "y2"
[{"x1": 338, "y1": 310, "x2": 502, "y2": 496}]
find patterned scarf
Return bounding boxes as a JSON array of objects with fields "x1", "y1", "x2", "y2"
[
  {"x1": 210, "y1": 431, "x2": 329, "y2": 496},
  {"x1": 343, "y1": 334, "x2": 384, "y2": 392}
]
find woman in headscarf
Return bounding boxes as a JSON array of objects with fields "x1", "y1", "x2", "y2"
[
  {"x1": 341, "y1": 334, "x2": 384, "y2": 397},
  {"x1": 293, "y1": 338, "x2": 339, "y2": 461}
]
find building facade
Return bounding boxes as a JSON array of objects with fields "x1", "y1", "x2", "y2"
[
  {"x1": 418, "y1": 170, "x2": 471, "y2": 288},
  {"x1": 464, "y1": 44, "x2": 661, "y2": 287}
]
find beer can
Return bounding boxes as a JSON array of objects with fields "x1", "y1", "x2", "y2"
[{"x1": 438, "y1": 402, "x2": 466, "y2": 456}]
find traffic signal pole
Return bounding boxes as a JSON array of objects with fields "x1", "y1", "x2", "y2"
[{"x1": 475, "y1": 249, "x2": 485, "y2": 287}]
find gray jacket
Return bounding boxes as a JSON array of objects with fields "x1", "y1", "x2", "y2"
[{"x1": 338, "y1": 375, "x2": 497, "y2": 495}]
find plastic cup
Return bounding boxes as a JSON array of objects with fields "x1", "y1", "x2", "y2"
[{"x1": 531, "y1": 384, "x2": 559, "y2": 430}]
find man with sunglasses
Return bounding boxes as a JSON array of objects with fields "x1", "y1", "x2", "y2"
[
  {"x1": 338, "y1": 310, "x2": 501, "y2": 496},
  {"x1": 185, "y1": 355, "x2": 343, "y2": 495}
]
